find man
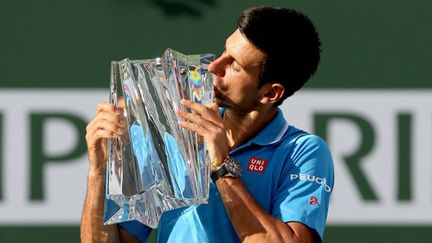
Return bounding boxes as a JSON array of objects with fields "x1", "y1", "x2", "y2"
[{"x1": 81, "y1": 6, "x2": 334, "y2": 243}]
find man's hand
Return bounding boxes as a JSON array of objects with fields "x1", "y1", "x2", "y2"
[
  {"x1": 81, "y1": 100, "x2": 141, "y2": 243},
  {"x1": 85, "y1": 102, "x2": 126, "y2": 175},
  {"x1": 176, "y1": 99, "x2": 229, "y2": 171},
  {"x1": 177, "y1": 99, "x2": 317, "y2": 243}
]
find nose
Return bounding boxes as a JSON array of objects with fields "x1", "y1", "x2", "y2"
[{"x1": 208, "y1": 54, "x2": 226, "y2": 77}]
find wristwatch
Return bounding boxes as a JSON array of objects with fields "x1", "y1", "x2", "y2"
[{"x1": 211, "y1": 156, "x2": 242, "y2": 183}]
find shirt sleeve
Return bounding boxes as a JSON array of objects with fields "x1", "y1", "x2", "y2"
[{"x1": 271, "y1": 134, "x2": 334, "y2": 241}]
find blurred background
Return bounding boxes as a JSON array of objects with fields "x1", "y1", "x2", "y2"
[{"x1": 1, "y1": 0, "x2": 431, "y2": 242}]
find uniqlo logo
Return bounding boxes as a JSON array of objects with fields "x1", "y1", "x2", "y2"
[{"x1": 247, "y1": 157, "x2": 269, "y2": 173}]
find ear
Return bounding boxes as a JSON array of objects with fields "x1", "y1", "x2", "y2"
[{"x1": 259, "y1": 83, "x2": 285, "y2": 105}]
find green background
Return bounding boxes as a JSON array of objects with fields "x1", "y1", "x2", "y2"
[
  {"x1": 1, "y1": 0, "x2": 431, "y2": 242},
  {"x1": 2, "y1": 0, "x2": 432, "y2": 89}
]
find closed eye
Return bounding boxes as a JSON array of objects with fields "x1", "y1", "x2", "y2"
[{"x1": 231, "y1": 62, "x2": 241, "y2": 72}]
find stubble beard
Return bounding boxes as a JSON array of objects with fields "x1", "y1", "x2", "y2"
[
  {"x1": 214, "y1": 87, "x2": 235, "y2": 109},
  {"x1": 214, "y1": 88, "x2": 259, "y2": 115}
]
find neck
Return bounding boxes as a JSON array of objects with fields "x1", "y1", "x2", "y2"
[{"x1": 223, "y1": 106, "x2": 278, "y2": 149}]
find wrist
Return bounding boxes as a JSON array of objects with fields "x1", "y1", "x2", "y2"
[
  {"x1": 211, "y1": 156, "x2": 242, "y2": 183},
  {"x1": 210, "y1": 155, "x2": 228, "y2": 172},
  {"x1": 88, "y1": 166, "x2": 106, "y2": 179}
]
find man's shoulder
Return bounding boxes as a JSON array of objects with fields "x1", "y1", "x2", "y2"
[
  {"x1": 279, "y1": 125, "x2": 330, "y2": 156},
  {"x1": 290, "y1": 130, "x2": 328, "y2": 148}
]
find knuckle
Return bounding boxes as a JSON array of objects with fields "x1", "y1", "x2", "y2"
[
  {"x1": 219, "y1": 123, "x2": 226, "y2": 130},
  {"x1": 100, "y1": 101, "x2": 112, "y2": 107},
  {"x1": 97, "y1": 102, "x2": 114, "y2": 112},
  {"x1": 182, "y1": 112, "x2": 190, "y2": 119},
  {"x1": 199, "y1": 106, "x2": 207, "y2": 114},
  {"x1": 184, "y1": 122, "x2": 192, "y2": 129},
  {"x1": 110, "y1": 124, "x2": 119, "y2": 132},
  {"x1": 215, "y1": 127, "x2": 224, "y2": 134}
]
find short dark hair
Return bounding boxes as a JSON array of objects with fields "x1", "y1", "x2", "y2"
[{"x1": 237, "y1": 6, "x2": 321, "y2": 106}]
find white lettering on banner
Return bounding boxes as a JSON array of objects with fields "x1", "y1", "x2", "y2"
[
  {"x1": 0, "y1": 89, "x2": 431, "y2": 226},
  {"x1": 290, "y1": 174, "x2": 332, "y2": 192}
]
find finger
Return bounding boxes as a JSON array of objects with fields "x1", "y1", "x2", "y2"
[
  {"x1": 180, "y1": 99, "x2": 224, "y2": 128},
  {"x1": 205, "y1": 102, "x2": 222, "y2": 119},
  {"x1": 87, "y1": 111, "x2": 126, "y2": 133},
  {"x1": 176, "y1": 109, "x2": 220, "y2": 133},
  {"x1": 96, "y1": 102, "x2": 116, "y2": 113},
  {"x1": 177, "y1": 120, "x2": 208, "y2": 137},
  {"x1": 180, "y1": 99, "x2": 206, "y2": 113},
  {"x1": 98, "y1": 111, "x2": 126, "y2": 126},
  {"x1": 96, "y1": 102, "x2": 124, "y2": 115},
  {"x1": 86, "y1": 129, "x2": 120, "y2": 146},
  {"x1": 206, "y1": 102, "x2": 220, "y2": 113},
  {"x1": 88, "y1": 119, "x2": 126, "y2": 136},
  {"x1": 86, "y1": 126, "x2": 124, "y2": 151},
  {"x1": 87, "y1": 113, "x2": 126, "y2": 136},
  {"x1": 117, "y1": 96, "x2": 126, "y2": 109}
]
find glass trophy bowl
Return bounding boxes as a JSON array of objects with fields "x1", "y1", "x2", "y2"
[{"x1": 104, "y1": 49, "x2": 214, "y2": 228}]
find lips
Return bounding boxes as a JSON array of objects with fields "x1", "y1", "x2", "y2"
[
  {"x1": 213, "y1": 85, "x2": 224, "y2": 100},
  {"x1": 213, "y1": 88, "x2": 232, "y2": 108},
  {"x1": 213, "y1": 87, "x2": 220, "y2": 97}
]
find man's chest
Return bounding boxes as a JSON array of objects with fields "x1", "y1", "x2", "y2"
[{"x1": 231, "y1": 146, "x2": 292, "y2": 209}]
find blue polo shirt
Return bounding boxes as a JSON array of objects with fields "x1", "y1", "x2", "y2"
[{"x1": 119, "y1": 109, "x2": 334, "y2": 242}]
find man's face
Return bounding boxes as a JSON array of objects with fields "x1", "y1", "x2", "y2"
[{"x1": 208, "y1": 29, "x2": 266, "y2": 113}]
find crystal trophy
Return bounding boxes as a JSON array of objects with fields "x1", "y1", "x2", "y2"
[{"x1": 104, "y1": 49, "x2": 214, "y2": 228}]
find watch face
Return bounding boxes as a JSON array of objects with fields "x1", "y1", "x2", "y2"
[{"x1": 225, "y1": 157, "x2": 242, "y2": 177}]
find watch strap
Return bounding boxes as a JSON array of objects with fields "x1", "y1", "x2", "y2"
[{"x1": 211, "y1": 164, "x2": 228, "y2": 183}]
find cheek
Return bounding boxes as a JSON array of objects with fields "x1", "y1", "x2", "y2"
[
  {"x1": 218, "y1": 72, "x2": 259, "y2": 94},
  {"x1": 231, "y1": 85, "x2": 259, "y2": 104},
  {"x1": 238, "y1": 78, "x2": 259, "y2": 94},
  {"x1": 242, "y1": 87, "x2": 260, "y2": 101},
  {"x1": 216, "y1": 76, "x2": 234, "y2": 92}
]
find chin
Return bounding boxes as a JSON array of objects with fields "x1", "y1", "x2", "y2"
[
  {"x1": 214, "y1": 93, "x2": 235, "y2": 108},
  {"x1": 215, "y1": 98, "x2": 230, "y2": 108}
]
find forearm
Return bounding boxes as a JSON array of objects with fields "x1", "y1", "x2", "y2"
[
  {"x1": 216, "y1": 177, "x2": 312, "y2": 243},
  {"x1": 80, "y1": 170, "x2": 120, "y2": 243}
]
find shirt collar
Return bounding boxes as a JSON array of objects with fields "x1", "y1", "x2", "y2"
[
  {"x1": 228, "y1": 109, "x2": 289, "y2": 154},
  {"x1": 248, "y1": 109, "x2": 289, "y2": 146}
]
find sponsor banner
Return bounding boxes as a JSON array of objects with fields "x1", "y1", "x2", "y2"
[{"x1": 0, "y1": 89, "x2": 431, "y2": 225}]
